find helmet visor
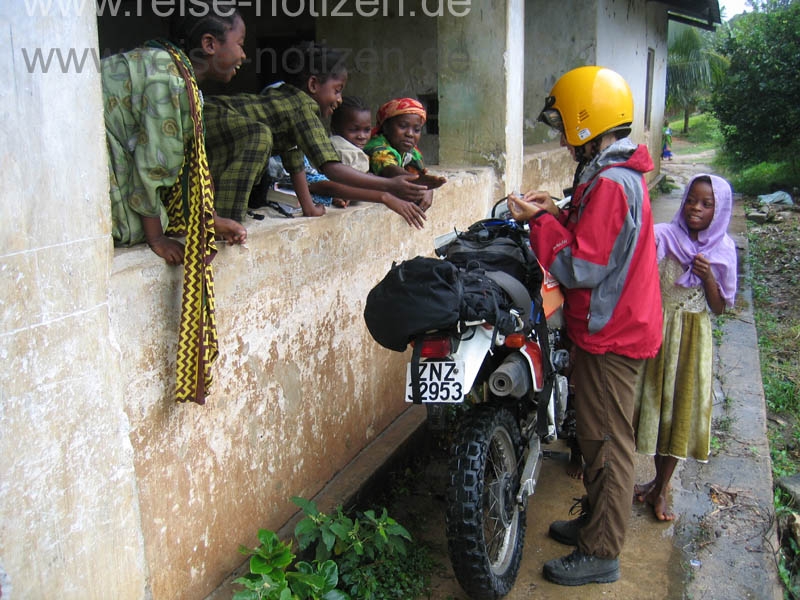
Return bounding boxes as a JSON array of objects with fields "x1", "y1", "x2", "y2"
[{"x1": 538, "y1": 97, "x2": 564, "y2": 133}]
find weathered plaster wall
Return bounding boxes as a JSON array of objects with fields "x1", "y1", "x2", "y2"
[
  {"x1": 437, "y1": 5, "x2": 504, "y2": 170},
  {"x1": 505, "y1": 0, "x2": 526, "y2": 192},
  {"x1": 523, "y1": 0, "x2": 598, "y2": 145},
  {"x1": 596, "y1": 0, "x2": 669, "y2": 178},
  {"x1": 522, "y1": 142, "x2": 576, "y2": 197},
  {"x1": 1, "y1": 0, "x2": 671, "y2": 596},
  {"x1": 645, "y1": 2, "x2": 669, "y2": 176},
  {"x1": 523, "y1": 0, "x2": 666, "y2": 182},
  {"x1": 110, "y1": 167, "x2": 494, "y2": 599},
  {"x1": 0, "y1": 6, "x2": 147, "y2": 599}
]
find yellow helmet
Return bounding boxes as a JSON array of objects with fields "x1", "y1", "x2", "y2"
[{"x1": 538, "y1": 66, "x2": 634, "y2": 147}]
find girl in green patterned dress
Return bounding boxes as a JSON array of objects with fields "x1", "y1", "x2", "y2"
[
  {"x1": 102, "y1": 8, "x2": 247, "y2": 265},
  {"x1": 634, "y1": 174, "x2": 738, "y2": 520},
  {"x1": 101, "y1": 7, "x2": 249, "y2": 403}
]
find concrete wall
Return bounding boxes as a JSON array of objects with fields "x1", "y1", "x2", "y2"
[
  {"x1": 523, "y1": 0, "x2": 668, "y2": 182},
  {"x1": 522, "y1": 142, "x2": 576, "y2": 197},
  {"x1": 523, "y1": 0, "x2": 598, "y2": 146},
  {"x1": 437, "y1": 0, "x2": 525, "y2": 194},
  {"x1": 0, "y1": 7, "x2": 148, "y2": 599},
  {"x1": 596, "y1": 0, "x2": 668, "y2": 174}
]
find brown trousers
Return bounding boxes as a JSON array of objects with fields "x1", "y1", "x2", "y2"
[{"x1": 572, "y1": 347, "x2": 645, "y2": 559}]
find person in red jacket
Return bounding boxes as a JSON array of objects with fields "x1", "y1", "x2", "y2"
[{"x1": 508, "y1": 66, "x2": 663, "y2": 587}]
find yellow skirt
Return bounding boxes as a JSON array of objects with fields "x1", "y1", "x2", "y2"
[{"x1": 634, "y1": 307, "x2": 713, "y2": 462}]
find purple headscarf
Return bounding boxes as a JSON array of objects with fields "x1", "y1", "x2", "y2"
[{"x1": 654, "y1": 173, "x2": 738, "y2": 306}]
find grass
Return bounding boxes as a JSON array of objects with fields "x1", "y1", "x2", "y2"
[
  {"x1": 731, "y1": 161, "x2": 798, "y2": 196},
  {"x1": 673, "y1": 112, "x2": 800, "y2": 598},
  {"x1": 744, "y1": 187, "x2": 800, "y2": 600},
  {"x1": 669, "y1": 113, "x2": 800, "y2": 195},
  {"x1": 667, "y1": 113, "x2": 724, "y2": 154}
]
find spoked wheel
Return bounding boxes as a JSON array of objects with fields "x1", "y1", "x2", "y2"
[{"x1": 446, "y1": 405, "x2": 525, "y2": 599}]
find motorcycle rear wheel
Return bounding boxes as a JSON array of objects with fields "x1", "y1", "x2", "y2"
[{"x1": 446, "y1": 405, "x2": 525, "y2": 599}]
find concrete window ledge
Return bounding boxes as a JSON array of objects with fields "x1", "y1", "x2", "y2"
[{"x1": 103, "y1": 165, "x2": 506, "y2": 600}]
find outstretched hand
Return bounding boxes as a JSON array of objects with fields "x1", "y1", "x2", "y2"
[
  {"x1": 387, "y1": 173, "x2": 427, "y2": 203},
  {"x1": 383, "y1": 194, "x2": 427, "y2": 229},
  {"x1": 507, "y1": 191, "x2": 558, "y2": 222},
  {"x1": 302, "y1": 204, "x2": 326, "y2": 217},
  {"x1": 412, "y1": 172, "x2": 447, "y2": 190}
]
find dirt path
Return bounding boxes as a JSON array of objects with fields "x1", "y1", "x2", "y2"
[{"x1": 381, "y1": 145, "x2": 783, "y2": 600}]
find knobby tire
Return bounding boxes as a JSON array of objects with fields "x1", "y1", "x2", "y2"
[{"x1": 445, "y1": 405, "x2": 525, "y2": 599}]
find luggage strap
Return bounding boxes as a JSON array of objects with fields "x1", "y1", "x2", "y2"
[{"x1": 410, "y1": 338, "x2": 424, "y2": 404}]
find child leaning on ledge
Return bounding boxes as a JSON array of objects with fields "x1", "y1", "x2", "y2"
[
  {"x1": 325, "y1": 95, "x2": 371, "y2": 208},
  {"x1": 203, "y1": 42, "x2": 428, "y2": 224},
  {"x1": 329, "y1": 95, "x2": 372, "y2": 174},
  {"x1": 364, "y1": 97, "x2": 446, "y2": 211}
]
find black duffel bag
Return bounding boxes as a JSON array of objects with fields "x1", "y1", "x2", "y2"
[
  {"x1": 442, "y1": 219, "x2": 543, "y2": 298},
  {"x1": 364, "y1": 257, "x2": 461, "y2": 352},
  {"x1": 364, "y1": 256, "x2": 519, "y2": 352}
]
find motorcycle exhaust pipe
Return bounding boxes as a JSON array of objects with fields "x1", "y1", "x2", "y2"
[{"x1": 488, "y1": 353, "x2": 532, "y2": 399}]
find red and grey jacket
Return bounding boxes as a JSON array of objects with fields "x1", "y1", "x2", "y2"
[{"x1": 529, "y1": 139, "x2": 663, "y2": 359}]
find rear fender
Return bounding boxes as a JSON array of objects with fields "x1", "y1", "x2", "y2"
[
  {"x1": 451, "y1": 325, "x2": 494, "y2": 392},
  {"x1": 518, "y1": 341, "x2": 544, "y2": 391}
]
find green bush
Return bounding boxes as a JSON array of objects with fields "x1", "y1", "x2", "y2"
[
  {"x1": 233, "y1": 529, "x2": 346, "y2": 600},
  {"x1": 711, "y1": 4, "x2": 800, "y2": 169},
  {"x1": 729, "y1": 161, "x2": 798, "y2": 196},
  {"x1": 293, "y1": 497, "x2": 432, "y2": 600},
  {"x1": 233, "y1": 498, "x2": 434, "y2": 600}
]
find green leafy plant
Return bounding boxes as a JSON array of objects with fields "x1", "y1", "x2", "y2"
[
  {"x1": 233, "y1": 529, "x2": 347, "y2": 600},
  {"x1": 773, "y1": 488, "x2": 800, "y2": 597},
  {"x1": 233, "y1": 498, "x2": 433, "y2": 600},
  {"x1": 729, "y1": 161, "x2": 797, "y2": 196},
  {"x1": 292, "y1": 497, "x2": 428, "y2": 600}
]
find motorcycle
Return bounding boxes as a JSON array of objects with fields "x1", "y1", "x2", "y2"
[{"x1": 377, "y1": 197, "x2": 572, "y2": 599}]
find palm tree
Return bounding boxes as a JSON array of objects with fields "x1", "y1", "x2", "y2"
[{"x1": 666, "y1": 23, "x2": 729, "y2": 132}]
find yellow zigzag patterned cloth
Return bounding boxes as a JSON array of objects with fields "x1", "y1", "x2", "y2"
[{"x1": 158, "y1": 41, "x2": 219, "y2": 404}]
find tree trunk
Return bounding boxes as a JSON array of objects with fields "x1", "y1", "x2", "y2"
[{"x1": 683, "y1": 108, "x2": 690, "y2": 134}]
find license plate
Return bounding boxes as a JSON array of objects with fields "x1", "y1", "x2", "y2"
[{"x1": 405, "y1": 360, "x2": 465, "y2": 403}]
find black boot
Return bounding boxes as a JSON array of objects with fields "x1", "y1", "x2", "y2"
[
  {"x1": 543, "y1": 549, "x2": 620, "y2": 586},
  {"x1": 548, "y1": 496, "x2": 589, "y2": 546}
]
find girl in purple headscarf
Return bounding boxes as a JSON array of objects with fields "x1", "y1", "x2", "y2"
[{"x1": 634, "y1": 174, "x2": 738, "y2": 521}]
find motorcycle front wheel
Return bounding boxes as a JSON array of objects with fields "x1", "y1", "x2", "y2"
[{"x1": 446, "y1": 405, "x2": 525, "y2": 599}]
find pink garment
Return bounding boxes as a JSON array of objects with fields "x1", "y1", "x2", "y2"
[{"x1": 655, "y1": 174, "x2": 738, "y2": 307}]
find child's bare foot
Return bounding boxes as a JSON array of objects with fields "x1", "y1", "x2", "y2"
[
  {"x1": 634, "y1": 480, "x2": 656, "y2": 502},
  {"x1": 566, "y1": 453, "x2": 583, "y2": 480},
  {"x1": 332, "y1": 197, "x2": 350, "y2": 208},
  {"x1": 214, "y1": 216, "x2": 247, "y2": 245},
  {"x1": 644, "y1": 489, "x2": 675, "y2": 521}
]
